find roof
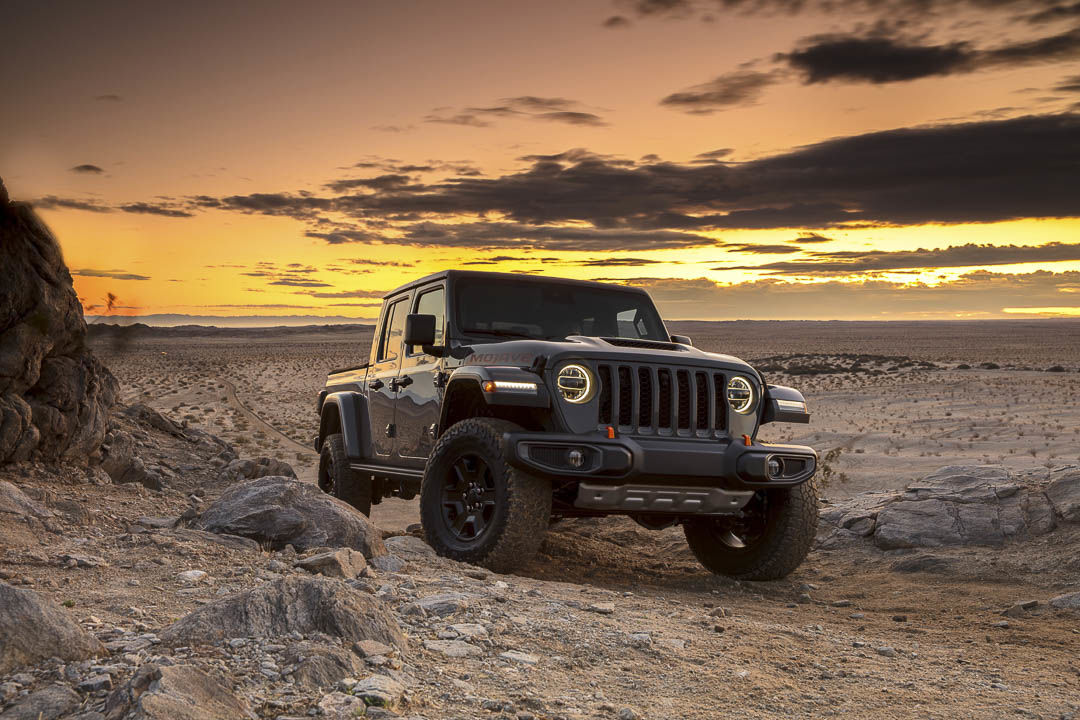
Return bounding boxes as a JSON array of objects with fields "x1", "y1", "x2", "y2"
[{"x1": 381, "y1": 269, "x2": 650, "y2": 299}]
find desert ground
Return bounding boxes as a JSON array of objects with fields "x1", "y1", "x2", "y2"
[
  {"x1": 91, "y1": 319, "x2": 1080, "y2": 517},
  {"x1": 2, "y1": 320, "x2": 1078, "y2": 720}
]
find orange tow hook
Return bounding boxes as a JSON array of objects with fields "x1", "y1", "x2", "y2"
[{"x1": 742, "y1": 434, "x2": 752, "y2": 446}]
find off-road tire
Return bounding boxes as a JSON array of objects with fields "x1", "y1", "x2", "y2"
[
  {"x1": 683, "y1": 478, "x2": 819, "y2": 581},
  {"x1": 421, "y1": 418, "x2": 551, "y2": 573},
  {"x1": 318, "y1": 433, "x2": 372, "y2": 516}
]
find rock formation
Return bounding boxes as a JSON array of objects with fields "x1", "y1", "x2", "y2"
[
  {"x1": 0, "y1": 582, "x2": 106, "y2": 674},
  {"x1": 0, "y1": 177, "x2": 117, "y2": 464}
]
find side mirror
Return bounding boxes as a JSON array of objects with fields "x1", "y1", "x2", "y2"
[
  {"x1": 670, "y1": 334, "x2": 693, "y2": 346},
  {"x1": 405, "y1": 314, "x2": 437, "y2": 347}
]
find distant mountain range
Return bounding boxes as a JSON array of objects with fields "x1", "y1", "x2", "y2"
[{"x1": 84, "y1": 313, "x2": 375, "y2": 328}]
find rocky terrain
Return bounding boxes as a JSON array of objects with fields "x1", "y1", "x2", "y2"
[{"x1": 2, "y1": 183, "x2": 1080, "y2": 719}]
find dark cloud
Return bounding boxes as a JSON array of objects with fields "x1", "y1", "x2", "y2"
[
  {"x1": 1057, "y1": 73, "x2": 1080, "y2": 91},
  {"x1": 716, "y1": 241, "x2": 1080, "y2": 275},
  {"x1": 572, "y1": 257, "x2": 674, "y2": 266},
  {"x1": 168, "y1": 113, "x2": 1080, "y2": 245},
  {"x1": 268, "y1": 278, "x2": 333, "y2": 287},
  {"x1": 781, "y1": 27, "x2": 1080, "y2": 86},
  {"x1": 425, "y1": 97, "x2": 608, "y2": 127},
  {"x1": 71, "y1": 164, "x2": 105, "y2": 174},
  {"x1": 534, "y1": 111, "x2": 608, "y2": 126},
  {"x1": 299, "y1": 289, "x2": 387, "y2": 299},
  {"x1": 370, "y1": 124, "x2": 414, "y2": 132},
  {"x1": 784, "y1": 36, "x2": 970, "y2": 83},
  {"x1": 324, "y1": 174, "x2": 416, "y2": 193},
  {"x1": 1027, "y1": 2, "x2": 1080, "y2": 23},
  {"x1": 119, "y1": 202, "x2": 194, "y2": 218},
  {"x1": 791, "y1": 233, "x2": 835, "y2": 243},
  {"x1": 694, "y1": 148, "x2": 734, "y2": 162},
  {"x1": 32, "y1": 196, "x2": 112, "y2": 213},
  {"x1": 603, "y1": 14, "x2": 631, "y2": 27},
  {"x1": 619, "y1": 270, "x2": 1080, "y2": 320},
  {"x1": 345, "y1": 258, "x2": 414, "y2": 267},
  {"x1": 72, "y1": 268, "x2": 151, "y2": 281},
  {"x1": 724, "y1": 243, "x2": 804, "y2": 254},
  {"x1": 94, "y1": 94, "x2": 122, "y2": 102},
  {"x1": 661, "y1": 70, "x2": 780, "y2": 112}
]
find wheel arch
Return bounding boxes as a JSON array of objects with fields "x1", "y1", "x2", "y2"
[{"x1": 318, "y1": 391, "x2": 372, "y2": 460}]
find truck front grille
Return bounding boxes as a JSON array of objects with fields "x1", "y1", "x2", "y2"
[{"x1": 596, "y1": 363, "x2": 727, "y2": 436}]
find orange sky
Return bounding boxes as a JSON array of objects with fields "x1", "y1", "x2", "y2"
[{"x1": 2, "y1": 0, "x2": 1079, "y2": 323}]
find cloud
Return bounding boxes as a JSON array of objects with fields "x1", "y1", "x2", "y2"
[
  {"x1": 724, "y1": 243, "x2": 804, "y2": 254},
  {"x1": 72, "y1": 268, "x2": 151, "y2": 281},
  {"x1": 694, "y1": 148, "x2": 734, "y2": 162},
  {"x1": 94, "y1": 94, "x2": 122, "y2": 102},
  {"x1": 791, "y1": 233, "x2": 835, "y2": 243},
  {"x1": 661, "y1": 70, "x2": 780, "y2": 112},
  {"x1": 345, "y1": 258, "x2": 414, "y2": 267},
  {"x1": 1027, "y1": 2, "x2": 1080, "y2": 23},
  {"x1": 299, "y1": 289, "x2": 388, "y2": 299},
  {"x1": 370, "y1": 124, "x2": 414, "y2": 132},
  {"x1": 268, "y1": 278, "x2": 333, "y2": 287},
  {"x1": 784, "y1": 36, "x2": 970, "y2": 84},
  {"x1": 425, "y1": 96, "x2": 608, "y2": 127},
  {"x1": 119, "y1": 202, "x2": 194, "y2": 218},
  {"x1": 715, "y1": 241, "x2": 1080, "y2": 275},
  {"x1": 70, "y1": 164, "x2": 104, "y2": 174},
  {"x1": 32, "y1": 196, "x2": 112, "y2": 213},
  {"x1": 603, "y1": 15, "x2": 631, "y2": 27},
  {"x1": 781, "y1": 27, "x2": 1080, "y2": 85},
  {"x1": 614, "y1": 270, "x2": 1080, "y2": 320},
  {"x1": 1057, "y1": 73, "x2": 1080, "y2": 91},
  {"x1": 323, "y1": 174, "x2": 416, "y2": 193},
  {"x1": 156, "y1": 113, "x2": 1080, "y2": 246}
]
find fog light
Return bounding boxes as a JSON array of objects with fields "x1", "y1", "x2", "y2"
[
  {"x1": 767, "y1": 457, "x2": 784, "y2": 478},
  {"x1": 567, "y1": 449, "x2": 585, "y2": 468}
]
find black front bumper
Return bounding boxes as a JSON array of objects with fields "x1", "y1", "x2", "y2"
[{"x1": 506, "y1": 431, "x2": 817, "y2": 491}]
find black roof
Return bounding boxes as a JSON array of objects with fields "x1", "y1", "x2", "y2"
[{"x1": 382, "y1": 269, "x2": 651, "y2": 299}]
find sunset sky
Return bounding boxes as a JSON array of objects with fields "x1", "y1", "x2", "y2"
[{"x1": 3, "y1": 0, "x2": 1080, "y2": 322}]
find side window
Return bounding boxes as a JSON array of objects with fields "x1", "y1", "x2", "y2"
[
  {"x1": 411, "y1": 287, "x2": 445, "y2": 354},
  {"x1": 377, "y1": 299, "x2": 408, "y2": 362}
]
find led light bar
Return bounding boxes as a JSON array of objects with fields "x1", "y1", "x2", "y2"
[
  {"x1": 482, "y1": 380, "x2": 539, "y2": 394},
  {"x1": 775, "y1": 399, "x2": 806, "y2": 412}
]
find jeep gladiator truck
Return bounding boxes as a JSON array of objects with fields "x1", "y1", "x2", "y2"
[{"x1": 315, "y1": 270, "x2": 818, "y2": 578}]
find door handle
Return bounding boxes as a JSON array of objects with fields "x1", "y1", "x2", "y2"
[
  {"x1": 390, "y1": 375, "x2": 413, "y2": 391},
  {"x1": 368, "y1": 379, "x2": 384, "y2": 390}
]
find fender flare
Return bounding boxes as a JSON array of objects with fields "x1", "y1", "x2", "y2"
[
  {"x1": 318, "y1": 391, "x2": 372, "y2": 460},
  {"x1": 437, "y1": 366, "x2": 550, "y2": 432}
]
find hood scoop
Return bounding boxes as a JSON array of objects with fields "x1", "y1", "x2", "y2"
[{"x1": 599, "y1": 337, "x2": 687, "y2": 351}]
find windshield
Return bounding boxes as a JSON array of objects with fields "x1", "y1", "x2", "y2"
[{"x1": 455, "y1": 278, "x2": 668, "y2": 341}]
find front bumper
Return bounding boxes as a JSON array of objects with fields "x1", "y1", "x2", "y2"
[{"x1": 506, "y1": 431, "x2": 816, "y2": 491}]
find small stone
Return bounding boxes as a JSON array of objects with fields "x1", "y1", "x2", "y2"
[
  {"x1": 78, "y1": 674, "x2": 113, "y2": 692},
  {"x1": 588, "y1": 602, "x2": 615, "y2": 615},
  {"x1": 618, "y1": 710, "x2": 640, "y2": 720},
  {"x1": 891, "y1": 615, "x2": 908, "y2": 622},
  {"x1": 416, "y1": 592, "x2": 469, "y2": 617},
  {"x1": 830, "y1": 600, "x2": 853, "y2": 607},
  {"x1": 876, "y1": 646, "x2": 897, "y2": 658},
  {"x1": 797, "y1": 593, "x2": 812, "y2": 604},
  {"x1": 849, "y1": 613, "x2": 865, "y2": 619},
  {"x1": 995, "y1": 620, "x2": 1010, "y2": 628},
  {"x1": 707, "y1": 607, "x2": 727, "y2": 618},
  {"x1": 352, "y1": 674, "x2": 404, "y2": 708},
  {"x1": 176, "y1": 570, "x2": 208, "y2": 586},
  {"x1": 354, "y1": 640, "x2": 394, "y2": 658},
  {"x1": 499, "y1": 650, "x2": 539, "y2": 665},
  {"x1": 449, "y1": 623, "x2": 488, "y2": 639},
  {"x1": 423, "y1": 639, "x2": 481, "y2": 658},
  {"x1": 628, "y1": 633, "x2": 651, "y2": 648},
  {"x1": 990, "y1": 682, "x2": 1007, "y2": 690},
  {"x1": 1049, "y1": 591, "x2": 1080, "y2": 609}
]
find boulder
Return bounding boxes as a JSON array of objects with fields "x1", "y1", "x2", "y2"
[
  {"x1": 316, "y1": 691, "x2": 367, "y2": 719},
  {"x1": 282, "y1": 641, "x2": 364, "y2": 690},
  {"x1": 1046, "y1": 469, "x2": 1080, "y2": 523},
  {"x1": 218, "y1": 456, "x2": 296, "y2": 483},
  {"x1": 0, "y1": 684, "x2": 80, "y2": 720},
  {"x1": 99, "y1": 430, "x2": 161, "y2": 490},
  {"x1": 1049, "y1": 591, "x2": 1080, "y2": 609},
  {"x1": 0, "y1": 582, "x2": 105, "y2": 673},
  {"x1": 195, "y1": 475, "x2": 385, "y2": 557},
  {"x1": 159, "y1": 575, "x2": 406, "y2": 650},
  {"x1": 104, "y1": 663, "x2": 253, "y2": 720},
  {"x1": 0, "y1": 179, "x2": 117, "y2": 464},
  {"x1": 0, "y1": 480, "x2": 53, "y2": 521},
  {"x1": 818, "y1": 465, "x2": 1079, "y2": 552},
  {"x1": 296, "y1": 548, "x2": 367, "y2": 578}
]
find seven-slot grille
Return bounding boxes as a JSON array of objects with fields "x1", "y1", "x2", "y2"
[{"x1": 596, "y1": 363, "x2": 727, "y2": 436}]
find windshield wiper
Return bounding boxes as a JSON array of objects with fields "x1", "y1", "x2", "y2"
[{"x1": 459, "y1": 327, "x2": 539, "y2": 340}]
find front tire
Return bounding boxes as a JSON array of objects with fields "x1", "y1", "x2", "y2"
[
  {"x1": 421, "y1": 418, "x2": 550, "y2": 573},
  {"x1": 684, "y1": 479, "x2": 818, "y2": 580},
  {"x1": 318, "y1": 433, "x2": 372, "y2": 516}
]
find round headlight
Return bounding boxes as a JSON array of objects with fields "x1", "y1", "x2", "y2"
[
  {"x1": 556, "y1": 364, "x2": 594, "y2": 404},
  {"x1": 727, "y1": 376, "x2": 754, "y2": 414}
]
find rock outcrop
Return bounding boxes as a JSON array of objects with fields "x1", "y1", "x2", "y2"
[
  {"x1": 104, "y1": 663, "x2": 254, "y2": 720},
  {"x1": 819, "y1": 464, "x2": 1079, "y2": 550},
  {"x1": 0, "y1": 178, "x2": 117, "y2": 464},
  {"x1": 159, "y1": 575, "x2": 406, "y2": 650},
  {"x1": 0, "y1": 582, "x2": 106, "y2": 673},
  {"x1": 218, "y1": 456, "x2": 296, "y2": 483},
  {"x1": 194, "y1": 475, "x2": 386, "y2": 556}
]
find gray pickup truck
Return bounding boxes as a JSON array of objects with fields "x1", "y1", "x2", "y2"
[{"x1": 316, "y1": 270, "x2": 818, "y2": 578}]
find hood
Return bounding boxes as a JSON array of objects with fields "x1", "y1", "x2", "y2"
[{"x1": 456, "y1": 335, "x2": 758, "y2": 376}]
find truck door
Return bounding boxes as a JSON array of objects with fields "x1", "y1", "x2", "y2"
[
  {"x1": 396, "y1": 284, "x2": 446, "y2": 466},
  {"x1": 367, "y1": 295, "x2": 409, "y2": 458}
]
